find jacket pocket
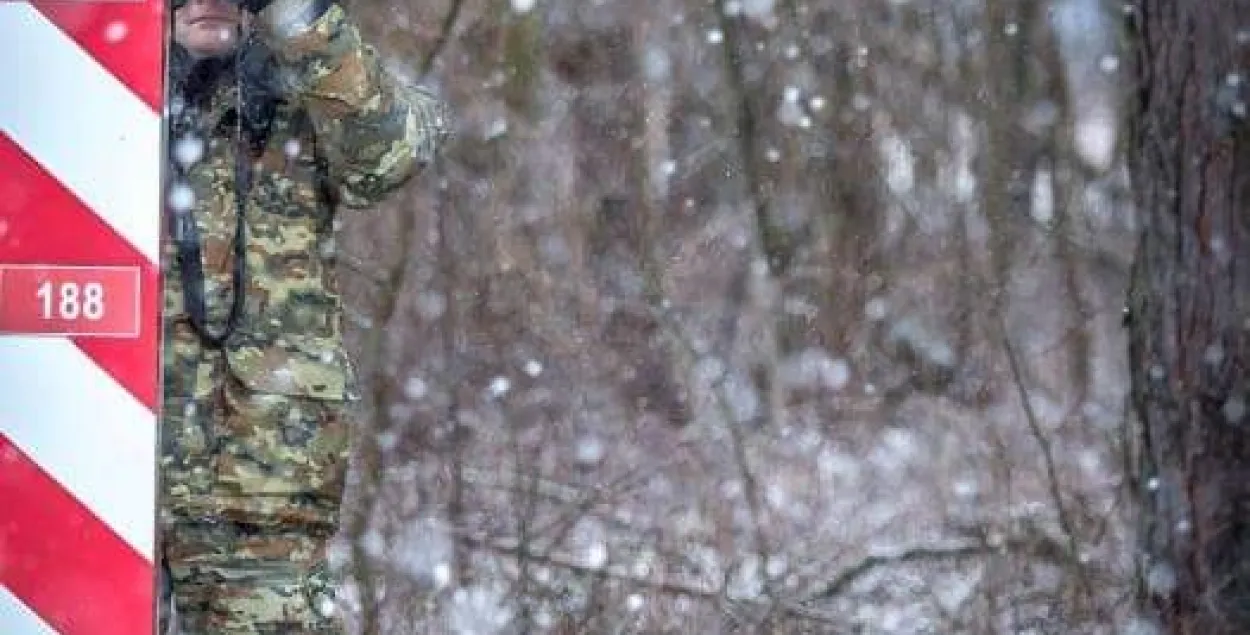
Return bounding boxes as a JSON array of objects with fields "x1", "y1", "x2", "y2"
[
  {"x1": 214, "y1": 374, "x2": 353, "y2": 509},
  {"x1": 224, "y1": 335, "x2": 351, "y2": 401}
]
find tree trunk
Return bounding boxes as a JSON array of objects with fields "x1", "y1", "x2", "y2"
[{"x1": 1126, "y1": 2, "x2": 1250, "y2": 633}]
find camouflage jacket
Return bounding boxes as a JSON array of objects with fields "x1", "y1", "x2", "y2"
[{"x1": 163, "y1": 4, "x2": 449, "y2": 401}]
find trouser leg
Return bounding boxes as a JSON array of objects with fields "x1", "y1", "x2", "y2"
[
  {"x1": 159, "y1": 334, "x2": 224, "y2": 634},
  {"x1": 160, "y1": 349, "x2": 353, "y2": 634},
  {"x1": 163, "y1": 517, "x2": 343, "y2": 634}
]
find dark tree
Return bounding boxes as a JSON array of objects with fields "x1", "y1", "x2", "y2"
[{"x1": 1125, "y1": 1, "x2": 1250, "y2": 633}]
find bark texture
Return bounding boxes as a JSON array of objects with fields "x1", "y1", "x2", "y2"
[{"x1": 1126, "y1": 2, "x2": 1250, "y2": 633}]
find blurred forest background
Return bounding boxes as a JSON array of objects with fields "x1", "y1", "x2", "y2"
[{"x1": 329, "y1": 0, "x2": 1150, "y2": 632}]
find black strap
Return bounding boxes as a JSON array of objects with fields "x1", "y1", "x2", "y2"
[
  {"x1": 167, "y1": 35, "x2": 282, "y2": 349},
  {"x1": 173, "y1": 133, "x2": 250, "y2": 349},
  {"x1": 171, "y1": 55, "x2": 255, "y2": 349}
]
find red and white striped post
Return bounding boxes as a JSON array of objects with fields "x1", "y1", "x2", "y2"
[{"x1": 0, "y1": 0, "x2": 165, "y2": 633}]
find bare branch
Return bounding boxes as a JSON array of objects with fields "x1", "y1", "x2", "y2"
[
  {"x1": 1000, "y1": 322, "x2": 1094, "y2": 604},
  {"x1": 460, "y1": 533, "x2": 846, "y2": 626},
  {"x1": 418, "y1": 0, "x2": 466, "y2": 77},
  {"x1": 802, "y1": 542, "x2": 989, "y2": 602}
]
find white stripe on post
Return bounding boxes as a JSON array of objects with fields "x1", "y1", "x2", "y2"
[
  {"x1": 0, "y1": 2, "x2": 162, "y2": 264},
  {"x1": 0, "y1": 337, "x2": 156, "y2": 561},
  {"x1": 0, "y1": 586, "x2": 56, "y2": 635}
]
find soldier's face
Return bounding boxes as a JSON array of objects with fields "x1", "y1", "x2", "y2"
[{"x1": 174, "y1": 0, "x2": 242, "y2": 59}]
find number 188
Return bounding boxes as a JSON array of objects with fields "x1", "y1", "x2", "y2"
[{"x1": 36, "y1": 281, "x2": 105, "y2": 321}]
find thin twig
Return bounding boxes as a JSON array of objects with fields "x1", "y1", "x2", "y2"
[
  {"x1": 803, "y1": 543, "x2": 989, "y2": 601},
  {"x1": 459, "y1": 534, "x2": 845, "y2": 626},
  {"x1": 436, "y1": 160, "x2": 468, "y2": 586},
  {"x1": 801, "y1": 521, "x2": 1087, "y2": 605},
  {"x1": 642, "y1": 298, "x2": 779, "y2": 609},
  {"x1": 1000, "y1": 323, "x2": 1094, "y2": 605},
  {"x1": 712, "y1": 0, "x2": 790, "y2": 274},
  {"x1": 419, "y1": 0, "x2": 467, "y2": 77},
  {"x1": 529, "y1": 464, "x2": 655, "y2": 554}
]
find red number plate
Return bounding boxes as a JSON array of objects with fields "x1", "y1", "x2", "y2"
[{"x1": 0, "y1": 264, "x2": 141, "y2": 337}]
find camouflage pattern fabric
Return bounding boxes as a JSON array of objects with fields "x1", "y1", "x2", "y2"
[
  {"x1": 160, "y1": 3, "x2": 449, "y2": 633},
  {"x1": 163, "y1": 520, "x2": 342, "y2": 634},
  {"x1": 160, "y1": 323, "x2": 349, "y2": 633},
  {"x1": 164, "y1": 2, "x2": 450, "y2": 400}
]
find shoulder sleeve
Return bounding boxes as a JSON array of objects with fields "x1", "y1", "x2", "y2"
[{"x1": 269, "y1": 3, "x2": 452, "y2": 207}]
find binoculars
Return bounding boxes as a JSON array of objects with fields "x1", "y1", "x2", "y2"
[{"x1": 171, "y1": 0, "x2": 271, "y2": 11}]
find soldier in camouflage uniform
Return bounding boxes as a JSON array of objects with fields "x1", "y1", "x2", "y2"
[{"x1": 160, "y1": 0, "x2": 449, "y2": 632}]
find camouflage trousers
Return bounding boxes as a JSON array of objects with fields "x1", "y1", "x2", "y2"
[{"x1": 159, "y1": 322, "x2": 354, "y2": 634}]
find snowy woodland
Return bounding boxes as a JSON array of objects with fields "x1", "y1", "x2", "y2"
[{"x1": 329, "y1": 0, "x2": 1157, "y2": 632}]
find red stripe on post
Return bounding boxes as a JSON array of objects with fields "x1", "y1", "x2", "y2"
[
  {"x1": 29, "y1": 0, "x2": 165, "y2": 112},
  {"x1": 0, "y1": 435, "x2": 153, "y2": 635},
  {"x1": 0, "y1": 134, "x2": 160, "y2": 412}
]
